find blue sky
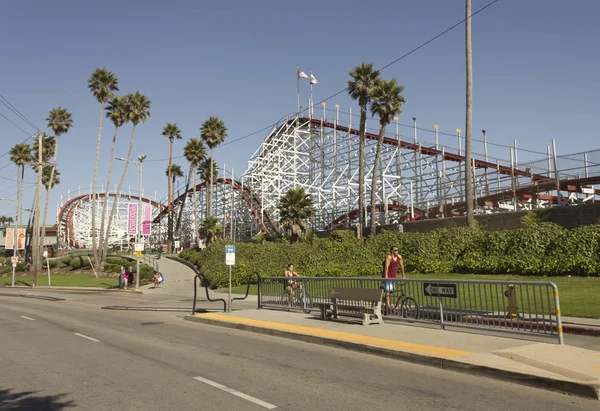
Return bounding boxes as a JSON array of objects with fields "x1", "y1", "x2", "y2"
[{"x1": 1, "y1": 0, "x2": 598, "y2": 222}]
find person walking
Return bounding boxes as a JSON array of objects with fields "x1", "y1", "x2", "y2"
[{"x1": 382, "y1": 246, "x2": 406, "y2": 311}]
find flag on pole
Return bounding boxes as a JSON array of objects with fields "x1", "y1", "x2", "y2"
[
  {"x1": 298, "y1": 70, "x2": 309, "y2": 79},
  {"x1": 310, "y1": 73, "x2": 318, "y2": 84}
]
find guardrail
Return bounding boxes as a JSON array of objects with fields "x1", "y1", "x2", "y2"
[{"x1": 258, "y1": 277, "x2": 564, "y2": 344}]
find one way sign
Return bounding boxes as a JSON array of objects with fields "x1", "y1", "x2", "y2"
[{"x1": 424, "y1": 283, "x2": 457, "y2": 298}]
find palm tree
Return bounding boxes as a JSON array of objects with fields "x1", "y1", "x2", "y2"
[
  {"x1": 277, "y1": 187, "x2": 315, "y2": 243},
  {"x1": 88, "y1": 68, "x2": 119, "y2": 262},
  {"x1": 465, "y1": 0, "x2": 474, "y2": 228},
  {"x1": 9, "y1": 143, "x2": 32, "y2": 229},
  {"x1": 161, "y1": 123, "x2": 183, "y2": 251},
  {"x1": 347, "y1": 62, "x2": 380, "y2": 239},
  {"x1": 200, "y1": 216, "x2": 223, "y2": 247},
  {"x1": 200, "y1": 117, "x2": 228, "y2": 219},
  {"x1": 42, "y1": 165, "x2": 60, "y2": 191},
  {"x1": 166, "y1": 163, "x2": 183, "y2": 242},
  {"x1": 369, "y1": 78, "x2": 405, "y2": 233},
  {"x1": 0, "y1": 216, "x2": 14, "y2": 226},
  {"x1": 197, "y1": 158, "x2": 218, "y2": 230},
  {"x1": 182, "y1": 138, "x2": 207, "y2": 245},
  {"x1": 98, "y1": 95, "x2": 128, "y2": 263},
  {"x1": 42, "y1": 107, "x2": 73, "y2": 261},
  {"x1": 30, "y1": 133, "x2": 56, "y2": 284},
  {"x1": 103, "y1": 91, "x2": 151, "y2": 254}
]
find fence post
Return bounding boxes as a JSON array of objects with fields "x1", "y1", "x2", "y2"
[
  {"x1": 257, "y1": 276, "x2": 262, "y2": 310},
  {"x1": 439, "y1": 297, "x2": 445, "y2": 330},
  {"x1": 551, "y1": 283, "x2": 564, "y2": 345}
]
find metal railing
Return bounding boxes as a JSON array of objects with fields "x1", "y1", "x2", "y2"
[{"x1": 258, "y1": 277, "x2": 564, "y2": 344}]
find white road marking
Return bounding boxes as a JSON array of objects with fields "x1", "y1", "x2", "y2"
[
  {"x1": 20, "y1": 316, "x2": 35, "y2": 321},
  {"x1": 193, "y1": 376, "x2": 277, "y2": 409},
  {"x1": 74, "y1": 333, "x2": 100, "y2": 343}
]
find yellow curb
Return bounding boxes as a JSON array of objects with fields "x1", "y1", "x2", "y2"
[{"x1": 196, "y1": 313, "x2": 473, "y2": 359}]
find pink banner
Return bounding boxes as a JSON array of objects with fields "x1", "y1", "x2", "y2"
[
  {"x1": 142, "y1": 204, "x2": 152, "y2": 236},
  {"x1": 127, "y1": 203, "x2": 138, "y2": 235}
]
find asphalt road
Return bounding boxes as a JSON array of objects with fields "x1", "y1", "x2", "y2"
[{"x1": 0, "y1": 291, "x2": 597, "y2": 410}]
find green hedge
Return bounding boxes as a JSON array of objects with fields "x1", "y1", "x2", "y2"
[
  {"x1": 42, "y1": 259, "x2": 58, "y2": 269},
  {"x1": 179, "y1": 223, "x2": 600, "y2": 288}
]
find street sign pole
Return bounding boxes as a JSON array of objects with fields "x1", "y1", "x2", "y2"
[{"x1": 225, "y1": 245, "x2": 235, "y2": 313}]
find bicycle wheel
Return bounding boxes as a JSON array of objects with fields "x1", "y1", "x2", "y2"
[
  {"x1": 301, "y1": 290, "x2": 313, "y2": 314},
  {"x1": 400, "y1": 297, "x2": 419, "y2": 320}
]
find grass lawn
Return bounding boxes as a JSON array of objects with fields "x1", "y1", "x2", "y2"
[
  {"x1": 215, "y1": 273, "x2": 600, "y2": 319},
  {"x1": 0, "y1": 274, "x2": 119, "y2": 288}
]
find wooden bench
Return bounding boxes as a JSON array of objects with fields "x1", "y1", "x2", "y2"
[{"x1": 316, "y1": 287, "x2": 384, "y2": 326}]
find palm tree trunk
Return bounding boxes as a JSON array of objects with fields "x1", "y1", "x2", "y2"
[
  {"x1": 370, "y1": 125, "x2": 386, "y2": 234},
  {"x1": 176, "y1": 165, "x2": 193, "y2": 234},
  {"x1": 167, "y1": 139, "x2": 173, "y2": 251},
  {"x1": 465, "y1": 0, "x2": 474, "y2": 228},
  {"x1": 192, "y1": 171, "x2": 198, "y2": 247},
  {"x1": 92, "y1": 103, "x2": 105, "y2": 262},
  {"x1": 99, "y1": 126, "x2": 119, "y2": 264},
  {"x1": 208, "y1": 148, "x2": 214, "y2": 219},
  {"x1": 15, "y1": 165, "x2": 20, "y2": 232},
  {"x1": 357, "y1": 104, "x2": 367, "y2": 239},
  {"x1": 19, "y1": 165, "x2": 25, "y2": 227},
  {"x1": 40, "y1": 136, "x2": 61, "y2": 266},
  {"x1": 104, "y1": 125, "x2": 137, "y2": 252}
]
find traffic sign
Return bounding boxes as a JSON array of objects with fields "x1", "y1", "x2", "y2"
[
  {"x1": 225, "y1": 245, "x2": 235, "y2": 266},
  {"x1": 424, "y1": 283, "x2": 457, "y2": 298},
  {"x1": 11, "y1": 256, "x2": 18, "y2": 265}
]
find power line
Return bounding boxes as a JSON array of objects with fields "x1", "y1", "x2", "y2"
[
  {"x1": 0, "y1": 93, "x2": 39, "y2": 130},
  {"x1": 0, "y1": 112, "x2": 32, "y2": 135}
]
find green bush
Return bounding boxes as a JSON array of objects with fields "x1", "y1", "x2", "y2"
[
  {"x1": 70, "y1": 257, "x2": 82, "y2": 269},
  {"x1": 179, "y1": 222, "x2": 600, "y2": 288},
  {"x1": 42, "y1": 259, "x2": 58, "y2": 269}
]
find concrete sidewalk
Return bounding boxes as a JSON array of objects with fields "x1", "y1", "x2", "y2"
[{"x1": 185, "y1": 308, "x2": 600, "y2": 400}]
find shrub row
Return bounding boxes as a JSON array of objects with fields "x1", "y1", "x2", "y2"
[{"x1": 179, "y1": 222, "x2": 600, "y2": 288}]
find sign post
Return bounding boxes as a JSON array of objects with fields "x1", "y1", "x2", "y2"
[
  {"x1": 43, "y1": 251, "x2": 51, "y2": 287},
  {"x1": 423, "y1": 283, "x2": 457, "y2": 331},
  {"x1": 225, "y1": 245, "x2": 235, "y2": 312}
]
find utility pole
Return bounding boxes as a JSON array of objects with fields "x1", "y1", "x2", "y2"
[
  {"x1": 32, "y1": 132, "x2": 43, "y2": 286},
  {"x1": 465, "y1": 0, "x2": 475, "y2": 228}
]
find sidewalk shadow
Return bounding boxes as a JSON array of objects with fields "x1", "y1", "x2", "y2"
[{"x1": 0, "y1": 388, "x2": 75, "y2": 410}]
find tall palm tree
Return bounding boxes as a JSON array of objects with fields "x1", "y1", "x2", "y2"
[
  {"x1": 88, "y1": 68, "x2": 119, "y2": 262},
  {"x1": 161, "y1": 123, "x2": 183, "y2": 251},
  {"x1": 104, "y1": 91, "x2": 151, "y2": 254},
  {"x1": 369, "y1": 78, "x2": 405, "y2": 233},
  {"x1": 166, "y1": 163, "x2": 183, "y2": 242},
  {"x1": 98, "y1": 95, "x2": 128, "y2": 263},
  {"x1": 276, "y1": 187, "x2": 315, "y2": 243},
  {"x1": 9, "y1": 143, "x2": 32, "y2": 229},
  {"x1": 465, "y1": 0, "x2": 474, "y2": 228},
  {"x1": 197, "y1": 158, "x2": 218, "y2": 229},
  {"x1": 182, "y1": 138, "x2": 207, "y2": 245},
  {"x1": 30, "y1": 133, "x2": 56, "y2": 284},
  {"x1": 200, "y1": 216, "x2": 222, "y2": 247},
  {"x1": 42, "y1": 107, "x2": 73, "y2": 260},
  {"x1": 347, "y1": 62, "x2": 380, "y2": 239},
  {"x1": 200, "y1": 117, "x2": 228, "y2": 219}
]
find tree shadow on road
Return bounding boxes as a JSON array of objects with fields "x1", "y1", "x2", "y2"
[{"x1": 0, "y1": 388, "x2": 75, "y2": 410}]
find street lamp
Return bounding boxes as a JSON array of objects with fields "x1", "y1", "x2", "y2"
[
  {"x1": 116, "y1": 154, "x2": 146, "y2": 291},
  {"x1": 0, "y1": 197, "x2": 20, "y2": 287}
]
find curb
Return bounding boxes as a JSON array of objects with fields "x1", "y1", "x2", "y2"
[
  {"x1": 184, "y1": 315, "x2": 600, "y2": 400},
  {"x1": 562, "y1": 323, "x2": 600, "y2": 337},
  {"x1": 1, "y1": 286, "x2": 143, "y2": 294}
]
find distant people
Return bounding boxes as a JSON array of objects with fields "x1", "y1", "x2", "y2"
[
  {"x1": 123, "y1": 267, "x2": 130, "y2": 290},
  {"x1": 152, "y1": 272, "x2": 163, "y2": 289},
  {"x1": 283, "y1": 264, "x2": 301, "y2": 308},
  {"x1": 382, "y1": 246, "x2": 406, "y2": 311}
]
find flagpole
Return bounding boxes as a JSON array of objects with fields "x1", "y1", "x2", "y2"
[
  {"x1": 297, "y1": 67, "x2": 300, "y2": 114},
  {"x1": 310, "y1": 72, "x2": 313, "y2": 120}
]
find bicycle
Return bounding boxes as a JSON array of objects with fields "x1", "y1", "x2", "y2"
[
  {"x1": 281, "y1": 280, "x2": 313, "y2": 314},
  {"x1": 382, "y1": 281, "x2": 419, "y2": 320}
]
